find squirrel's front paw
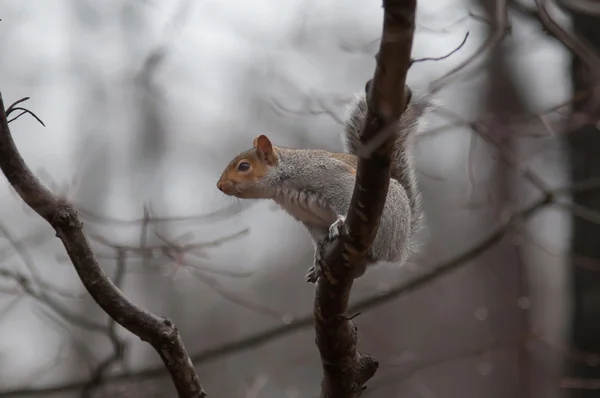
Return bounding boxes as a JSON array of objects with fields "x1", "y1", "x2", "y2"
[{"x1": 328, "y1": 215, "x2": 347, "y2": 240}]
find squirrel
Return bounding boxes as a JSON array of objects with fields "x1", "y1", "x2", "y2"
[{"x1": 216, "y1": 81, "x2": 430, "y2": 282}]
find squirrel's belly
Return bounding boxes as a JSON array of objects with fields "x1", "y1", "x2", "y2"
[{"x1": 273, "y1": 188, "x2": 336, "y2": 228}]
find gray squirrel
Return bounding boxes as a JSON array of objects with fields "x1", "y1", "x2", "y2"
[{"x1": 217, "y1": 82, "x2": 430, "y2": 282}]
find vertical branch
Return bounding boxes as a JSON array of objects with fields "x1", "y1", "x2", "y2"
[
  {"x1": 314, "y1": 1, "x2": 417, "y2": 397},
  {"x1": 477, "y1": 0, "x2": 532, "y2": 397}
]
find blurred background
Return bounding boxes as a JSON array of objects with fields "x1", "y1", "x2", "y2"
[{"x1": 0, "y1": 0, "x2": 597, "y2": 396}]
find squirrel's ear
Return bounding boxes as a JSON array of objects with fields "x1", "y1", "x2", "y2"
[
  {"x1": 253, "y1": 135, "x2": 273, "y2": 152},
  {"x1": 253, "y1": 135, "x2": 276, "y2": 165},
  {"x1": 253, "y1": 135, "x2": 271, "y2": 150}
]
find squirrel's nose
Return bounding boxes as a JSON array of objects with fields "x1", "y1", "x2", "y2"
[{"x1": 217, "y1": 181, "x2": 224, "y2": 192}]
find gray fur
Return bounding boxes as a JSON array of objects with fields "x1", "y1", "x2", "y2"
[
  {"x1": 342, "y1": 92, "x2": 431, "y2": 238},
  {"x1": 261, "y1": 148, "x2": 412, "y2": 278}
]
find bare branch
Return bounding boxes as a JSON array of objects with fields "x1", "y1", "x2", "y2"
[
  {"x1": 6, "y1": 97, "x2": 45, "y2": 126},
  {"x1": 411, "y1": 31, "x2": 470, "y2": 65},
  {"x1": 312, "y1": 1, "x2": 416, "y2": 396},
  {"x1": 80, "y1": 249, "x2": 128, "y2": 398},
  {"x1": 5, "y1": 97, "x2": 31, "y2": 115},
  {"x1": 78, "y1": 201, "x2": 245, "y2": 226},
  {"x1": 366, "y1": 334, "x2": 534, "y2": 394},
  {"x1": 430, "y1": 0, "x2": 509, "y2": 92},
  {"x1": 0, "y1": 93, "x2": 206, "y2": 398},
  {"x1": 535, "y1": 0, "x2": 600, "y2": 70},
  {"x1": 6, "y1": 107, "x2": 45, "y2": 127}
]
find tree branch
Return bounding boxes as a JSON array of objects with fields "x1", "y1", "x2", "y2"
[
  {"x1": 313, "y1": 1, "x2": 417, "y2": 396},
  {"x1": 0, "y1": 93, "x2": 206, "y2": 398},
  {"x1": 430, "y1": 0, "x2": 508, "y2": 92}
]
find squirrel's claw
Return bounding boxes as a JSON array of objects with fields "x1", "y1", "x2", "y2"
[
  {"x1": 305, "y1": 265, "x2": 320, "y2": 284},
  {"x1": 328, "y1": 215, "x2": 347, "y2": 240},
  {"x1": 306, "y1": 249, "x2": 323, "y2": 284}
]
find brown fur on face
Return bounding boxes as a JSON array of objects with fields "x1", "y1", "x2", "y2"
[{"x1": 217, "y1": 135, "x2": 279, "y2": 198}]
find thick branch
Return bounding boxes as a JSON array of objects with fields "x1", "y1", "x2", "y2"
[
  {"x1": 313, "y1": 1, "x2": 417, "y2": 397},
  {"x1": 0, "y1": 93, "x2": 205, "y2": 398}
]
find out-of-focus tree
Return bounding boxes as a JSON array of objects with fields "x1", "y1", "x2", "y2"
[
  {"x1": 475, "y1": 0, "x2": 532, "y2": 396},
  {"x1": 561, "y1": 1, "x2": 600, "y2": 395}
]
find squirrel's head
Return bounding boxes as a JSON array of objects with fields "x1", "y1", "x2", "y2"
[{"x1": 217, "y1": 134, "x2": 279, "y2": 199}]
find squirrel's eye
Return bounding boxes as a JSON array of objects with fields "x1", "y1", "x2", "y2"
[{"x1": 237, "y1": 162, "x2": 251, "y2": 172}]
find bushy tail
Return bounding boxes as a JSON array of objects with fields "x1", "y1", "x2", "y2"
[{"x1": 341, "y1": 88, "x2": 432, "y2": 235}]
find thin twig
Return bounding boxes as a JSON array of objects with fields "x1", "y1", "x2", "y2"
[
  {"x1": 6, "y1": 97, "x2": 45, "y2": 126},
  {"x1": 430, "y1": 0, "x2": 509, "y2": 92},
  {"x1": 411, "y1": 31, "x2": 470, "y2": 65},
  {"x1": 6, "y1": 107, "x2": 45, "y2": 126}
]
